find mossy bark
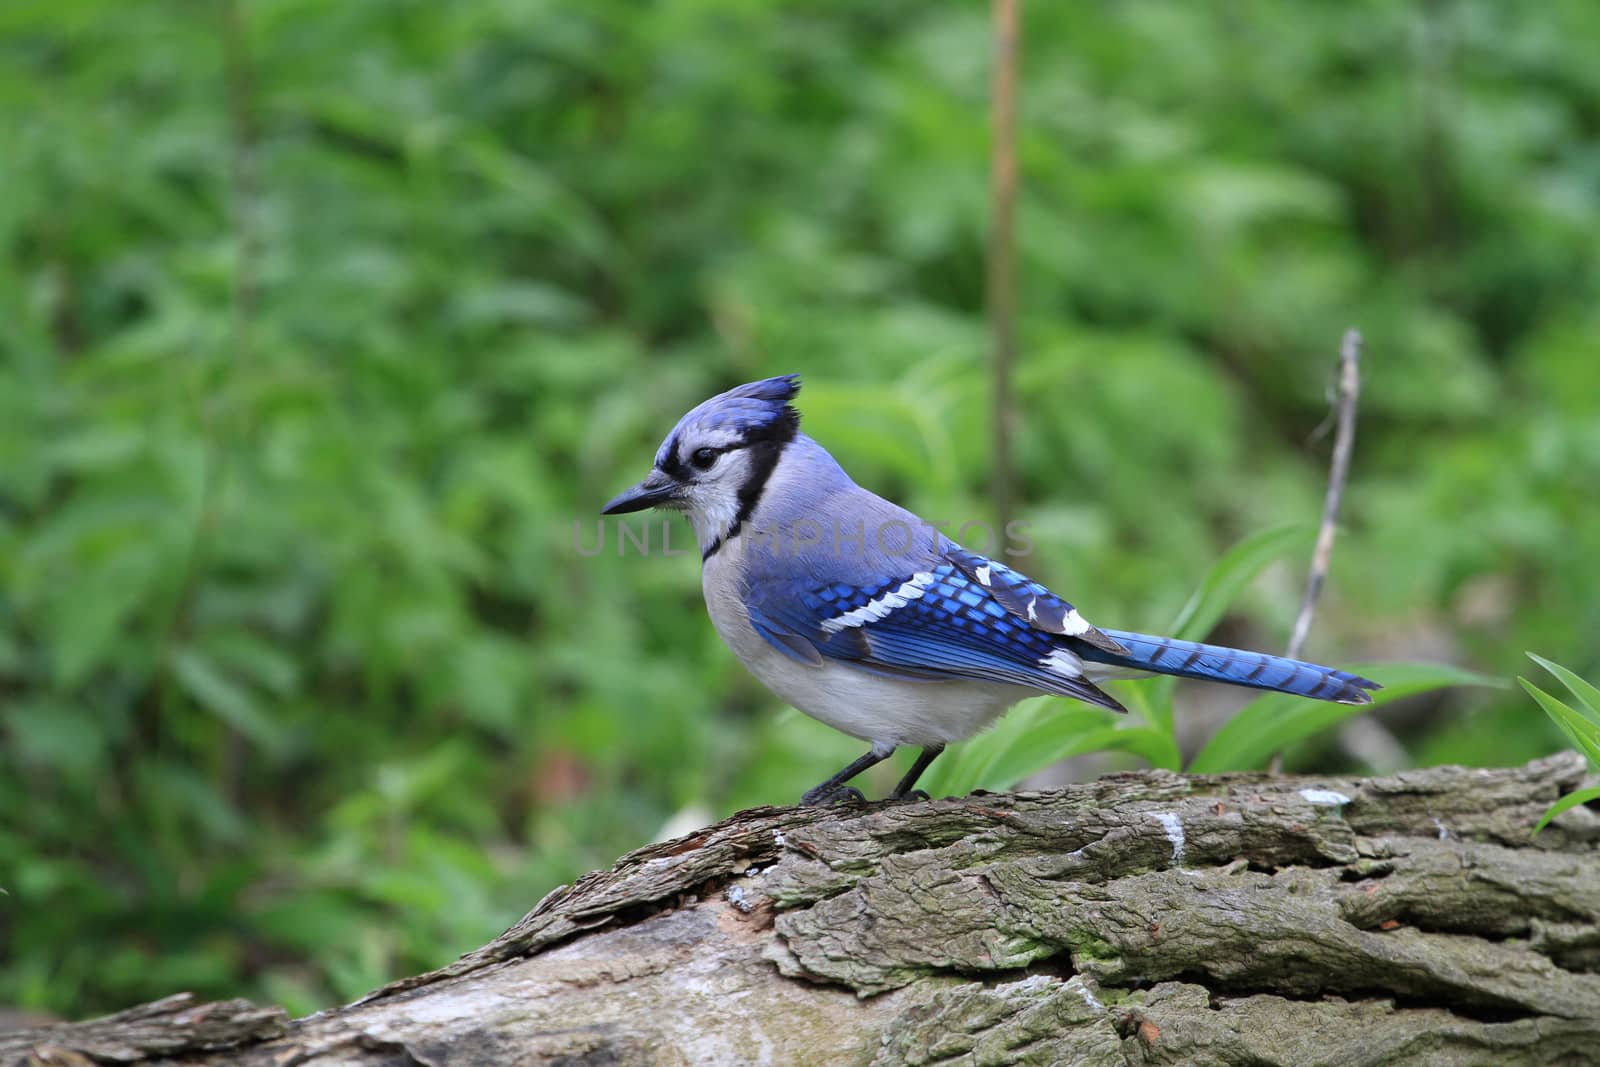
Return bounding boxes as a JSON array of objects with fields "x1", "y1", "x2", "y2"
[{"x1": 7, "y1": 755, "x2": 1599, "y2": 1067}]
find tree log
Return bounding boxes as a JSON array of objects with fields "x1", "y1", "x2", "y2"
[{"x1": 8, "y1": 755, "x2": 1600, "y2": 1066}]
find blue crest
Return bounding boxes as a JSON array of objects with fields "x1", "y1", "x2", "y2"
[{"x1": 656, "y1": 374, "x2": 802, "y2": 467}]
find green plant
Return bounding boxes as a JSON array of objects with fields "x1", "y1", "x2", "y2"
[{"x1": 1521, "y1": 654, "x2": 1600, "y2": 831}]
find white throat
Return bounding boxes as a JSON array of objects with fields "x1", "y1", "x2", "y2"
[{"x1": 690, "y1": 491, "x2": 741, "y2": 556}]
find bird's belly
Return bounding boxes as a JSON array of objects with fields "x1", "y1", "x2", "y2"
[
  {"x1": 772, "y1": 657, "x2": 1023, "y2": 747},
  {"x1": 702, "y1": 560, "x2": 1022, "y2": 747}
]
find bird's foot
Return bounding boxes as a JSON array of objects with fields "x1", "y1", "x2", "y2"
[
  {"x1": 897, "y1": 788, "x2": 931, "y2": 802},
  {"x1": 800, "y1": 783, "x2": 867, "y2": 807}
]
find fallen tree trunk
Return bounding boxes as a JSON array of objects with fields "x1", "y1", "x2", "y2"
[{"x1": 9, "y1": 755, "x2": 1600, "y2": 1067}]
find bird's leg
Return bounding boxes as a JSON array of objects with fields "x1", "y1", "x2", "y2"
[
  {"x1": 800, "y1": 744, "x2": 895, "y2": 806},
  {"x1": 890, "y1": 744, "x2": 945, "y2": 801}
]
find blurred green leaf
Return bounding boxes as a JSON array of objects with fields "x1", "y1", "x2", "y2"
[
  {"x1": 6, "y1": 700, "x2": 108, "y2": 775},
  {"x1": 1166, "y1": 523, "x2": 1315, "y2": 641},
  {"x1": 924, "y1": 700, "x2": 1179, "y2": 798},
  {"x1": 1188, "y1": 663, "x2": 1502, "y2": 773},
  {"x1": 171, "y1": 648, "x2": 286, "y2": 756},
  {"x1": 1143, "y1": 523, "x2": 1314, "y2": 734}
]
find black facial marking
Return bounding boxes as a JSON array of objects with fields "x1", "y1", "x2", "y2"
[
  {"x1": 703, "y1": 406, "x2": 800, "y2": 560},
  {"x1": 657, "y1": 434, "x2": 690, "y2": 482}
]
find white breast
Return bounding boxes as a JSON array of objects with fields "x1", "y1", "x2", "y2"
[{"x1": 700, "y1": 546, "x2": 1023, "y2": 749}]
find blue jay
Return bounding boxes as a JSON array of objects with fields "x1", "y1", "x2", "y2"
[{"x1": 603, "y1": 375, "x2": 1378, "y2": 804}]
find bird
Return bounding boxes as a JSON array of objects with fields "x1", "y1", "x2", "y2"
[{"x1": 602, "y1": 374, "x2": 1379, "y2": 805}]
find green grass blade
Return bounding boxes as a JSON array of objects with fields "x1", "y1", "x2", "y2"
[
  {"x1": 1534, "y1": 786, "x2": 1600, "y2": 832},
  {"x1": 1110, "y1": 679, "x2": 1161, "y2": 728},
  {"x1": 964, "y1": 704, "x2": 1110, "y2": 793},
  {"x1": 923, "y1": 699, "x2": 1180, "y2": 797},
  {"x1": 1517, "y1": 659, "x2": 1600, "y2": 834},
  {"x1": 1187, "y1": 661, "x2": 1499, "y2": 773},
  {"x1": 1145, "y1": 523, "x2": 1315, "y2": 734},
  {"x1": 1064, "y1": 726, "x2": 1182, "y2": 773},
  {"x1": 970, "y1": 723, "x2": 1177, "y2": 794},
  {"x1": 921, "y1": 699, "x2": 1083, "y2": 797},
  {"x1": 1519, "y1": 679, "x2": 1600, "y2": 766},
  {"x1": 1166, "y1": 523, "x2": 1315, "y2": 640},
  {"x1": 1527, "y1": 653, "x2": 1600, "y2": 720}
]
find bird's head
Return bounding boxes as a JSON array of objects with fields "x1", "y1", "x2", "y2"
[{"x1": 602, "y1": 374, "x2": 802, "y2": 554}]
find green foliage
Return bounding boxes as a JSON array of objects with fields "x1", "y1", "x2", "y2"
[
  {"x1": 1521, "y1": 654, "x2": 1600, "y2": 832},
  {"x1": 0, "y1": 0, "x2": 1595, "y2": 1018}
]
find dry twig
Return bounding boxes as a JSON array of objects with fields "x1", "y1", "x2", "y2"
[
  {"x1": 1272, "y1": 329, "x2": 1371, "y2": 773},
  {"x1": 1287, "y1": 328, "x2": 1363, "y2": 660}
]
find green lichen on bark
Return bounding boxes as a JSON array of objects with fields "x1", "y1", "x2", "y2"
[
  {"x1": 1118, "y1": 982, "x2": 1600, "y2": 1067},
  {"x1": 871, "y1": 975, "x2": 1123, "y2": 1067}
]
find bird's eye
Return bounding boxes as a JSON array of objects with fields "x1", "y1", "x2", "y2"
[{"x1": 690, "y1": 447, "x2": 720, "y2": 470}]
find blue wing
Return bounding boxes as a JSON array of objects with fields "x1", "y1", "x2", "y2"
[
  {"x1": 742, "y1": 543, "x2": 1380, "y2": 710},
  {"x1": 743, "y1": 546, "x2": 1128, "y2": 713}
]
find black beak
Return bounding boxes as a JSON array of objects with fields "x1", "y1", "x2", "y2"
[{"x1": 601, "y1": 470, "x2": 681, "y2": 514}]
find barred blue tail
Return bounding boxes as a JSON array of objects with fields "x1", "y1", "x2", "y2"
[{"x1": 1079, "y1": 629, "x2": 1380, "y2": 705}]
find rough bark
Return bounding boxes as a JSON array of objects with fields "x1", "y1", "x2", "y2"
[{"x1": 7, "y1": 755, "x2": 1599, "y2": 1067}]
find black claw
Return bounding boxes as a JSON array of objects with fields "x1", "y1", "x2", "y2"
[
  {"x1": 902, "y1": 789, "x2": 931, "y2": 802},
  {"x1": 800, "y1": 783, "x2": 867, "y2": 807}
]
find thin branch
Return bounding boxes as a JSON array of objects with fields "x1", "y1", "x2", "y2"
[
  {"x1": 1286, "y1": 329, "x2": 1362, "y2": 660},
  {"x1": 1271, "y1": 329, "x2": 1365, "y2": 775},
  {"x1": 987, "y1": 0, "x2": 1020, "y2": 536}
]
